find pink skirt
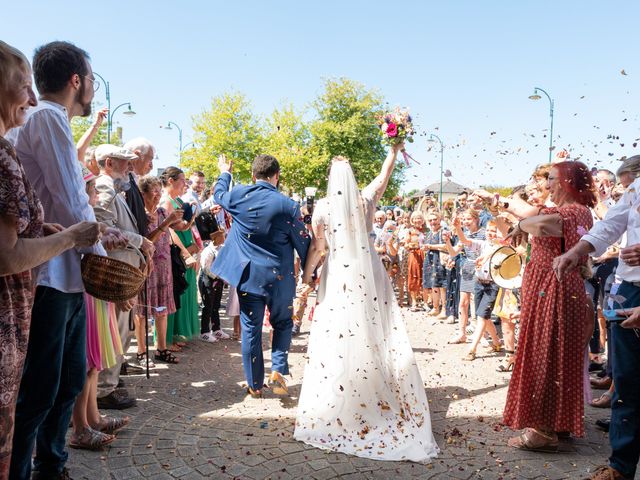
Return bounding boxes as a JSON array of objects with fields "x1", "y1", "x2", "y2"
[{"x1": 84, "y1": 294, "x2": 123, "y2": 371}]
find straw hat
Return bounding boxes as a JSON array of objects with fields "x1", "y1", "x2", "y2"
[{"x1": 489, "y1": 245, "x2": 523, "y2": 289}]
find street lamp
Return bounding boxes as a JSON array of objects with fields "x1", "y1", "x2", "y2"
[
  {"x1": 161, "y1": 121, "x2": 184, "y2": 160},
  {"x1": 528, "y1": 87, "x2": 554, "y2": 162},
  {"x1": 427, "y1": 134, "x2": 444, "y2": 208},
  {"x1": 108, "y1": 102, "x2": 136, "y2": 143}
]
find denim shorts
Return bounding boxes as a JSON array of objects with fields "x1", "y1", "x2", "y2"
[{"x1": 474, "y1": 280, "x2": 500, "y2": 319}]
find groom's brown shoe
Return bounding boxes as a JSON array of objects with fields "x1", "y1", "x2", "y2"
[{"x1": 268, "y1": 371, "x2": 288, "y2": 396}]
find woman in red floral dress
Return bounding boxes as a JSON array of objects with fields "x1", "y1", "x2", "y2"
[{"x1": 503, "y1": 161, "x2": 597, "y2": 451}]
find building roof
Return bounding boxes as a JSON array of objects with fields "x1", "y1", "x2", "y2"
[{"x1": 412, "y1": 180, "x2": 469, "y2": 198}]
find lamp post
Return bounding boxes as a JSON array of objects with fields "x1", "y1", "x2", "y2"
[
  {"x1": 93, "y1": 72, "x2": 112, "y2": 142},
  {"x1": 108, "y1": 103, "x2": 136, "y2": 143},
  {"x1": 427, "y1": 134, "x2": 444, "y2": 208},
  {"x1": 161, "y1": 121, "x2": 184, "y2": 160},
  {"x1": 528, "y1": 87, "x2": 554, "y2": 162}
]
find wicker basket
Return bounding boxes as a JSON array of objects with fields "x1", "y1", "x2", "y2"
[{"x1": 81, "y1": 246, "x2": 147, "y2": 302}]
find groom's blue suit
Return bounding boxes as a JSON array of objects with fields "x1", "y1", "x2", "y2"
[{"x1": 211, "y1": 172, "x2": 310, "y2": 390}]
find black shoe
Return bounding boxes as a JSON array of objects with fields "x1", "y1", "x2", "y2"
[
  {"x1": 97, "y1": 390, "x2": 137, "y2": 410},
  {"x1": 121, "y1": 362, "x2": 143, "y2": 375},
  {"x1": 589, "y1": 361, "x2": 604, "y2": 372},
  {"x1": 595, "y1": 418, "x2": 610, "y2": 432},
  {"x1": 32, "y1": 467, "x2": 72, "y2": 479}
]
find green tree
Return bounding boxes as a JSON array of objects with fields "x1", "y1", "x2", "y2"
[
  {"x1": 262, "y1": 103, "x2": 321, "y2": 195},
  {"x1": 70, "y1": 105, "x2": 121, "y2": 148},
  {"x1": 181, "y1": 92, "x2": 264, "y2": 183},
  {"x1": 309, "y1": 78, "x2": 404, "y2": 201}
]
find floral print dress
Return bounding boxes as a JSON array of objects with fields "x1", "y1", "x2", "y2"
[{"x1": 0, "y1": 137, "x2": 44, "y2": 477}]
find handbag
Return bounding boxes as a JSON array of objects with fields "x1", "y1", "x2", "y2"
[{"x1": 170, "y1": 242, "x2": 188, "y2": 309}]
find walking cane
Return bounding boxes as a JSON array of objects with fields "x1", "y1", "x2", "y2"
[{"x1": 142, "y1": 277, "x2": 150, "y2": 379}]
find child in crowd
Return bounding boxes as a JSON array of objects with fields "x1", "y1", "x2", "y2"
[
  {"x1": 462, "y1": 220, "x2": 503, "y2": 361},
  {"x1": 198, "y1": 228, "x2": 231, "y2": 342}
]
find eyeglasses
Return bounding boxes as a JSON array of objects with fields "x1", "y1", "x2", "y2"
[{"x1": 84, "y1": 75, "x2": 100, "y2": 92}]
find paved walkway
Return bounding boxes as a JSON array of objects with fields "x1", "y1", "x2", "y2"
[{"x1": 67, "y1": 304, "x2": 629, "y2": 479}]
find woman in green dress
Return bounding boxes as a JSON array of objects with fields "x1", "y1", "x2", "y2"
[{"x1": 159, "y1": 167, "x2": 201, "y2": 347}]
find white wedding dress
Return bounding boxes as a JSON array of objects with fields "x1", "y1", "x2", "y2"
[{"x1": 294, "y1": 161, "x2": 439, "y2": 462}]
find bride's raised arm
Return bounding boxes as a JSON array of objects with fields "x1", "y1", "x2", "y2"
[
  {"x1": 301, "y1": 210, "x2": 328, "y2": 286},
  {"x1": 364, "y1": 142, "x2": 404, "y2": 204}
]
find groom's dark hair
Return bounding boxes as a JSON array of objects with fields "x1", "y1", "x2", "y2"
[{"x1": 252, "y1": 154, "x2": 280, "y2": 180}]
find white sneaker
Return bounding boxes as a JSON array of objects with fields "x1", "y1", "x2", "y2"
[
  {"x1": 200, "y1": 332, "x2": 219, "y2": 343},
  {"x1": 212, "y1": 329, "x2": 230, "y2": 340}
]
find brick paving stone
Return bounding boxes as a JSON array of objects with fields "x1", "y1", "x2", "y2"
[
  {"x1": 110, "y1": 466, "x2": 141, "y2": 480},
  {"x1": 65, "y1": 305, "x2": 639, "y2": 479}
]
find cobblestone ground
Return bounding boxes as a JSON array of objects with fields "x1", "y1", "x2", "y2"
[{"x1": 67, "y1": 300, "x2": 633, "y2": 480}]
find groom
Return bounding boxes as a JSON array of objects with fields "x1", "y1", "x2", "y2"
[{"x1": 212, "y1": 154, "x2": 310, "y2": 396}]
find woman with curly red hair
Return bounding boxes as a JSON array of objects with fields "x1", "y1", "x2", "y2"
[{"x1": 502, "y1": 161, "x2": 597, "y2": 451}]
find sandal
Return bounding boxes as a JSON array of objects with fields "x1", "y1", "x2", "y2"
[
  {"x1": 167, "y1": 344, "x2": 182, "y2": 352},
  {"x1": 246, "y1": 387, "x2": 263, "y2": 398},
  {"x1": 586, "y1": 465, "x2": 630, "y2": 480},
  {"x1": 97, "y1": 416, "x2": 130, "y2": 434},
  {"x1": 508, "y1": 428, "x2": 559, "y2": 452},
  {"x1": 462, "y1": 351, "x2": 476, "y2": 361},
  {"x1": 136, "y1": 352, "x2": 155, "y2": 368},
  {"x1": 69, "y1": 427, "x2": 115, "y2": 450},
  {"x1": 497, "y1": 358, "x2": 515, "y2": 372},
  {"x1": 154, "y1": 349, "x2": 179, "y2": 364},
  {"x1": 591, "y1": 391, "x2": 613, "y2": 408},
  {"x1": 447, "y1": 335, "x2": 467, "y2": 344},
  {"x1": 484, "y1": 344, "x2": 502, "y2": 354}
]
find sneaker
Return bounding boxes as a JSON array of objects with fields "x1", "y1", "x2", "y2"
[
  {"x1": 200, "y1": 332, "x2": 219, "y2": 343},
  {"x1": 97, "y1": 390, "x2": 137, "y2": 410},
  {"x1": 212, "y1": 329, "x2": 230, "y2": 340}
]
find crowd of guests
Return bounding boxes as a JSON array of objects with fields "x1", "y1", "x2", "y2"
[
  {"x1": 0, "y1": 41, "x2": 241, "y2": 479},
  {"x1": 372, "y1": 153, "x2": 640, "y2": 479},
  {"x1": 1, "y1": 38, "x2": 640, "y2": 480}
]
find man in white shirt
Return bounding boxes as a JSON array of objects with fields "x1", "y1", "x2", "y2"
[
  {"x1": 10, "y1": 41, "x2": 127, "y2": 480},
  {"x1": 181, "y1": 170, "x2": 206, "y2": 214},
  {"x1": 555, "y1": 178, "x2": 640, "y2": 480}
]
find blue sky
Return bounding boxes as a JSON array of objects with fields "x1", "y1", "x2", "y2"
[{"x1": 5, "y1": 0, "x2": 639, "y2": 193}]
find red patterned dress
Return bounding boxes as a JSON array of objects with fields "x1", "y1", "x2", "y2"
[
  {"x1": 0, "y1": 137, "x2": 44, "y2": 477},
  {"x1": 503, "y1": 204, "x2": 592, "y2": 437}
]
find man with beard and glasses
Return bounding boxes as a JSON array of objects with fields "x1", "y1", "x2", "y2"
[{"x1": 9, "y1": 41, "x2": 127, "y2": 480}]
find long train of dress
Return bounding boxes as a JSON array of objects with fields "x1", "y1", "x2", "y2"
[{"x1": 294, "y1": 188, "x2": 439, "y2": 462}]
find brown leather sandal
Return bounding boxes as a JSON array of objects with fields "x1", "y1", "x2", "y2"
[
  {"x1": 586, "y1": 465, "x2": 630, "y2": 480},
  {"x1": 507, "y1": 428, "x2": 559, "y2": 452}
]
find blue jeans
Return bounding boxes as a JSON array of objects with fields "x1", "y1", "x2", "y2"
[
  {"x1": 239, "y1": 291, "x2": 292, "y2": 390},
  {"x1": 608, "y1": 281, "x2": 640, "y2": 478},
  {"x1": 10, "y1": 287, "x2": 86, "y2": 480}
]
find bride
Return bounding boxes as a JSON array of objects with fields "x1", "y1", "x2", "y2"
[{"x1": 294, "y1": 143, "x2": 439, "y2": 462}]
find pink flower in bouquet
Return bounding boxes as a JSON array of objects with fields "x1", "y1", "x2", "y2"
[{"x1": 386, "y1": 122, "x2": 398, "y2": 137}]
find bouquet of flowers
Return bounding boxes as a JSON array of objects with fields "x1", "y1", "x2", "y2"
[{"x1": 376, "y1": 107, "x2": 418, "y2": 166}]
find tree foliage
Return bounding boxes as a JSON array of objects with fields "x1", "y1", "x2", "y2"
[
  {"x1": 309, "y1": 78, "x2": 404, "y2": 200},
  {"x1": 180, "y1": 92, "x2": 263, "y2": 182},
  {"x1": 183, "y1": 78, "x2": 405, "y2": 200},
  {"x1": 70, "y1": 115, "x2": 121, "y2": 147}
]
